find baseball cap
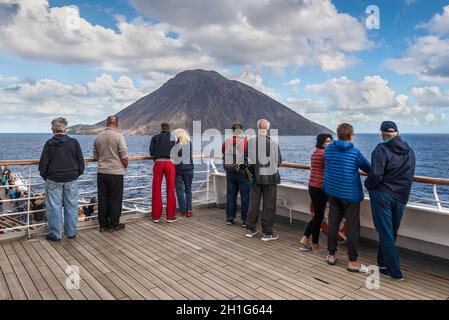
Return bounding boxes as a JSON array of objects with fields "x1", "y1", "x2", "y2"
[{"x1": 380, "y1": 121, "x2": 398, "y2": 133}]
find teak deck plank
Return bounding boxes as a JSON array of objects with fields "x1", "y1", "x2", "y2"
[{"x1": 1, "y1": 207, "x2": 448, "y2": 300}]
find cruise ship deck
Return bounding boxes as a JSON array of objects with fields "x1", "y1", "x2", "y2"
[{"x1": 1, "y1": 206, "x2": 449, "y2": 300}]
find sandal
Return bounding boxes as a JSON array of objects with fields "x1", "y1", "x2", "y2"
[
  {"x1": 347, "y1": 264, "x2": 370, "y2": 273},
  {"x1": 326, "y1": 255, "x2": 337, "y2": 266}
]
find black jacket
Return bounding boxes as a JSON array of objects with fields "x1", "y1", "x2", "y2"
[
  {"x1": 149, "y1": 131, "x2": 176, "y2": 159},
  {"x1": 247, "y1": 135, "x2": 282, "y2": 185},
  {"x1": 365, "y1": 135, "x2": 416, "y2": 204},
  {"x1": 39, "y1": 135, "x2": 85, "y2": 182}
]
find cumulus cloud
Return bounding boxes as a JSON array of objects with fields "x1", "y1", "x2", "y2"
[
  {"x1": 0, "y1": 74, "x2": 18, "y2": 82},
  {"x1": 230, "y1": 67, "x2": 279, "y2": 99},
  {"x1": 386, "y1": 6, "x2": 449, "y2": 81},
  {"x1": 0, "y1": 1, "x2": 19, "y2": 25},
  {"x1": 411, "y1": 86, "x2": 449, "y2": 107},
  {"x1": 286, "y1": 97, "x2": 328, "y2": 111},
  {"x1": 136, "y1": 0, "x2": 371, "y2": 72},
  {"x1": 0, "y1": 0, "x2": 371, "y2": 78},
  {"x1": 419, "y1": 5, "x2": 449, "y2": 35},
  {"x1": 0, "y1": 74, "x2": 144, "y2": 127},
  {"x1": 0, "y1": 0, "x2": 218, "y2": 76},
  {"x1": 284, "y1": 78, "x2": 301, "y2": 91},
  {"x1": 305, "y1": 76, "x2": 395, "y2": 111},
  {"x1": 286, "y1": 75, "x2": 444, "y2": 126}
]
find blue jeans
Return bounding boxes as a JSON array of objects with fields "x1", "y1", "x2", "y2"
[
  {"x1": 175, "y1": 171, "x2": 194, "y2": 213},
  {"x1": 45, "y1": 179, "x2": 79, "y2": 239},
  {"x1": 369, "y1": 190, "x2": 405, "y2": 278},
  {"x1": 226, "y1": 172, "x2": 251, "y2": 222}
]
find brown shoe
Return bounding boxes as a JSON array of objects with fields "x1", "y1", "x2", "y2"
[{"x1": 186, "y1": 211, "x2": 193, "y2": 217}]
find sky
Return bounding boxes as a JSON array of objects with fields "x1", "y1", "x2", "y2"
[{"x1": 1, "y1": 0, "x2": 449, "y2": 133}]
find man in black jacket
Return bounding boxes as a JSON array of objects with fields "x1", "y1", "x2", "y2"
[
  {"x1": 150, "y1": 123, "x2": 177, "y2": 223},
  {"x1": 245, "y1": 119, "x2": 282, "y2": 241},
  {"x1": 39, "y1": 117, "x2": 85, "y2": 241},
  {"x1": 365, "y1": 121, "x2": 416, "y2": 281}
]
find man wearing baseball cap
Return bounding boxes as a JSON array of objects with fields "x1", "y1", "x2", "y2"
[{"x1": 365, "y1": 121, "x2": 416, "y2": 281}]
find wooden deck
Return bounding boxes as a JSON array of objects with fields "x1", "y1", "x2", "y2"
[{"x1": 1, "y1": 207, "x2": 449, "y2": 300}]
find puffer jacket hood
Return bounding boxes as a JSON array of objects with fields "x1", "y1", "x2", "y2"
[{"x1": 334, "y1": 140, "x2": 354, "y2": 151}]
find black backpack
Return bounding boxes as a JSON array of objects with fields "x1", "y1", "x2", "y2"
[{"x1": 222, "y1": 137, "x2": 247, "y2": 173}]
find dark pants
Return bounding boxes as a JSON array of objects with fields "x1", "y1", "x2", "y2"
[
  {"x1": 226, "y1": 172, "x2": 251, "y2": 222},
  {"x1": 97, "y1": 173, "x2": 124, "y2": 229},
  {"x1": 327, "y1": 196, "x2": 361, "y2": 262},
  {"x1": 304, "y1": 186, "x2": 328, "y2": 244},
  {"x1": 369, "y1": 190, "x2": 405, "y2": 278},
  {"x1": 175, "y1": 170, "x2": 194, "y2": 213},
  {"x1": 246, "y1": 183, "x2": 277, "y2": 235}
]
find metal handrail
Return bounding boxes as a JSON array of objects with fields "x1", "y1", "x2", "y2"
[{"x1": 0, "y1": 156, "x2": 214, "y2": 238}]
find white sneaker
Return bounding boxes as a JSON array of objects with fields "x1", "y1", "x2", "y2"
[
  {"x1": 167, "y1": 218, "x2": 178, "y2": 223},
  {"x1": 261, "y1": 233, "x2": 279, "y2": 241},
  {"x1": 153, "y1": 219, "x2": 160, "y2": 223},
  {"x1": 245, "y1": 230, "x2": 258, "y2": 238}
]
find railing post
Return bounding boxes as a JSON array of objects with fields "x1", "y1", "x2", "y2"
[
  {"x1": 206, "y1": 159, "x2": 210, "y2": 204},
  {"x1": 433, "y1": 184, "x2": 442, "y2": 212},
  {"x1": 26, "y1": 166, "x2": 32, "y2": 239}
]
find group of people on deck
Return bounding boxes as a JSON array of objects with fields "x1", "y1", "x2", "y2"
[
  {"x1": 299, "y1": 121, "x2": 415, "y2": 281},
  {"x1": 37, "y1": 115, "x2": 415, "y2": 281}
]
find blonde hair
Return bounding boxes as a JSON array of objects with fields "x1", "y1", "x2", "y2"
[{"x1": 173, "y1": 128, "x2": 191, "y2": 145}]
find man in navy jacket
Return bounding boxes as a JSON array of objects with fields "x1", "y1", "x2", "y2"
[
  {"x1": 149, "y1": 123, "x2": 177, "y2": 223},
  {"x1": 39, "y1": 117, "x2": 84, "y2": 241},
  {"x1": 365, "y1": 121, "x2": 415, "y2": 281}
]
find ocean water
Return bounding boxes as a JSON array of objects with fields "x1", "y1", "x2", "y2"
[{"x1": 0, "y1": 133, "x2": 448, "y2": 207}]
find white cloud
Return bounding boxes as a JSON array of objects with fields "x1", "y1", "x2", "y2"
[
  {"x1": 0, "y1": 74, "x2": 144, "y2": 128},
  {"x1": 0, "y1": 0, "x2": 371, "y2": 78},
  {"x1": 287, "y1": 75, "x2": 444, "y2": 126},
  {"x1": 231, "y1": 67, "x2": 279, "y2": 99},
  {"x1": 0, "y1": 74, "x2": 18, "y2": 82},
  {"x1": 411, "y1": 86, "x2": 449, "y2": 107},
  {"x1": 386, "y1": 6, "x2": 449, "y2": 81},
  {"x1": 305, "y1": 76, "x2": 395, "y2": 111},
  {"x1": 419, "y1": 5, "x2": 449, "y2": 35},
  {"x1": 286, "y1": 97, "x2": 328, "y2": 110},
  {"x1": 0, "y1": 0, "x2": 218, "y2": 76},
  {"x1": 284, "y1": 78, "x2": 301, "y2": 91}
]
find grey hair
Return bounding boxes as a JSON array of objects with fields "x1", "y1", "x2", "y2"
[
  {"x1": 51, "y1": 117, "x2": 68, "y2": 133},
  {"x1": 257, "y1": 119, "x2": 270, "y2": 130}
]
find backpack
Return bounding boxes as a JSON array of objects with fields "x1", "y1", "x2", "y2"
[{"x1": 222, "y1": 137, "x2": 247, "y2": 173}]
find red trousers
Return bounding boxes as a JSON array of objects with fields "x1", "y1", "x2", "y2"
[{"x1": 151, "y1": 161, "x2": 176, "y2": 220}]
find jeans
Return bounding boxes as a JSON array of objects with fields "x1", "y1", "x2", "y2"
[
  {"x1": 175, "y1": 170, "x2": 194, "y2": 213},
  {"x1": 304, "y1": 187, "x2": 328, "y2": 244},
  {"x1": 327, "y1": 197, "x2": 361, "y2": 262},
  {"x1": 226, "y1": 172, "x2": 251, "y2": 222},
  {"x1": 97, "y1": 173, "x2": 124, "y2": 229},
  {"x1": 369, "y1": 190, "x2": 405, "y2": 279},
  {"x1": 45, "y1": 179, "x2": 79, "y2": 239}
]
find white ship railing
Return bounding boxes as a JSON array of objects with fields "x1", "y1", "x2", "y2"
[
  {"x1": 1, "y1": 156, "x2": 448, "y2": 240},
  {"x1": 0, "y1": 156, "x2": 214, "y2": 239}
]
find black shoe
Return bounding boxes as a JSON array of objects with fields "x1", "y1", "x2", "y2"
[
  {"x1": 109, "y1": 223, "x2": 126, "y2": 232},
  {"x1": 379, "y1": 268, "x2": 404, "y2": 281},
  {"x1": 67, "y1": 234, "x2": 76, "y2": 239},
  {"x1": 46, "y1": 235, "x2": 61, "y2": 242},
  {"x1": 226, "y1": 219, "x2": 235, "y2": 225},
  {"x1": 99, "y1": 227, "x2": 108, "y2": 232}
]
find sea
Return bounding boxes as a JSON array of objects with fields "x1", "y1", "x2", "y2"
[{"x1": 0, "y1": 133, "x2": 448, "y2": 208}]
